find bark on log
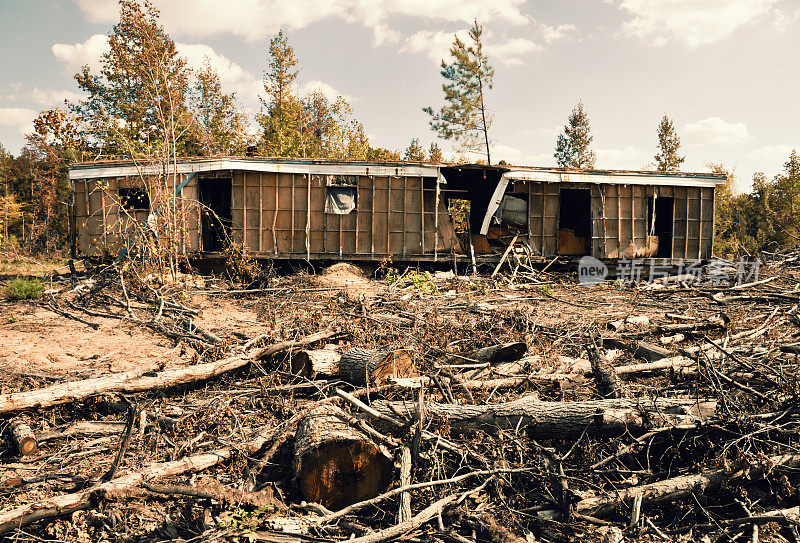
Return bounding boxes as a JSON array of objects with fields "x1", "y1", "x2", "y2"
[
  {"x1": 590, "y1": 347, "x2": 622, "y2": 399},
  {"x1": 604, "y1": 339, "x2": 673, "y2": 361},
  {"x1": 11, "y1": 420, "x2": 37, "y2": 456},
  {"x1": 294, "y1": 404, "x2": 393, "y2": 510},
  {"x1": 338, "y1": 347, "x2": 416, "y2": 387},
  {"x1": 255, "y1": 329, "x2": 340, "y2": 360},
  {"x1": 575, "y1": 454, "x2": 800, "y2": 518},
  {"x1": 469, "y1": 342, "x2": 528, "y2": 363},
  {"x1": 0, "y1": 356, "x2": 250, "y2": 415},
  {"x1": 372, "y1": 396, "x2": 715, "y2": 438},
  {"x1": 291, "y1": 349, "x2": 341, "y2": 379}
]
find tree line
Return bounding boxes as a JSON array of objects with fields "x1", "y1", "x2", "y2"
[{"x1": 0, "y1": 1, "x2": 796, "y2": 259}]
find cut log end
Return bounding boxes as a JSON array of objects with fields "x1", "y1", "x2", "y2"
[
  {"x1": 11, "y1": 421, "x2": 38, "y2": 456},
  {"x1": 294, "y1": 405, "x2": 392, "y2": 510},
  {"x1": 290, "y1": 349, "x2": 342, "y2": 379},
  {"x1": 338, "y1": 348, "x2": 417, "y2": 387}
]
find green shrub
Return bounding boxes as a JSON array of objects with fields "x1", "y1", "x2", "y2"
[{"x1": 3, "y1": 278, "x2": 45, "y2": 301}]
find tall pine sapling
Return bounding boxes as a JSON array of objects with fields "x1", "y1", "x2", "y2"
[
  {"x1": 554, "y1": 102, "x2": 596, "y2": 169},
  {"x1": 404, "y1": 138, "x2": 426, "y2": 162},
  {"x1": 654, "y1": 115, "x2": 685, "y2": 172},
  {"x1": 424, "y1": 20, "x2": 494, "y2": 165},
  {"x1": 258, "y1": 30, "x2": 302, "y2": 157}
]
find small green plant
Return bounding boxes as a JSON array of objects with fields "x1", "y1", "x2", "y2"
[
  {"x1": 7, "y1": 315, "x2": 18, "y2": 323},
  {"x1": 385, "y1": 269, "x2": 437, "y2": 294},
  {"x1": 538, "y1": 284, "x2": 554, "y2": 296},
  {"x1": 3, "y1": 278, "x2": 45, "y2": 301},
  {"x1": 218, "y1": 505, "x2": 276, "y2": 542}
]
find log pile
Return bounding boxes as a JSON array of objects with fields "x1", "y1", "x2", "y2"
[{"x1": 2, "y1": 257, "x2": 800, "y2": 543}]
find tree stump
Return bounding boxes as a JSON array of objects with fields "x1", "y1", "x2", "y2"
[
  {"x1": 338, "y1": 347, "x2": 416, "y2": 387},
  {"x1": 294, "y1": 405, "x2": 392, "y2": 509},
  {"x1": 291, "y1": 349, "x2": 341, "y2": 379}
]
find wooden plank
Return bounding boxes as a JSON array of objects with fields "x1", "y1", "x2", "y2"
[
  {"x1": 697, "y1": 188, "x2": 703, "y2": 260},
  {"x1": 386, "y1": 178, "x2": 391, "y2": 256},
  {"x1": 101, "y1": 184, "x2": 107, "y2": 250},
  {"x1": 540, "y1": 183, "x2": 546, "y2": 256},
  {"x1": 290, "y1": 174, "x2": 295, "y2": 253},
  {"x1": 243, "y1": 171, "x2": 247, "y2": 248},
  {"x1": 355, "y1": 177, "x2": 360, "y2": 254},
  {"x1": 616, "y1": 185, "x2": 621, "y2": 257},
  {"x1": 371, "y1": 177, "x2": 375, "y2": 256},
  {"x1": 684, "y1": 188, "x2": 689, "y2": 260},
  {"x1": 306, "y1": 173, "x2": 311, "y2": 260},
  {"x1": 272, "y1": 180, "x2": 279, "y2": 254},
  {"x1": 258, "y1": 172, "x2": 263, "y2": 252},
  {"x1": 420, "y1": 177, "x2": 425, "y2": 255},
  {"x1": 434, "y1": 175, "x2": 440, "y2": 260}
]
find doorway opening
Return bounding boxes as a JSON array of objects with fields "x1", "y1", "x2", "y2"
[
  {"x1": 558, "y1": 188, "x2": 591, "y2": 255},
  {"x1": 648, "y1": 196, "x2": 674, "y2": 258},
  {"x1": 197, "y1": 178, "x2": 232, "y2": 252}
]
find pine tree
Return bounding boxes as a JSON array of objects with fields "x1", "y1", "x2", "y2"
[
  {"x1": 259, "y1": 30, "x2": 303, "y2": 157},
  {"x1": 428, "y1": 143, "x2": 444, "y2": 163},
  {"x1": 190, "y1": 59, "x2": 249, "y2": 156},
  {"x1": 654, "y1": 115, "x2": 685, "y2": 171},
  {"x1": 303, "y1": 90, "x2": 333, "y2": 158},
  {"x1": 404, "y1": 138, "x2": 426, "y2": 162},
  {"x1": 554, "y1": 102, "x2": 596, "y2": 169},
  {"x1": 73, "y1": 0, "x2": 198, "y2": 158},
  {"x1": 424, "y1": 20, "x2": 494, "y2": 164}
]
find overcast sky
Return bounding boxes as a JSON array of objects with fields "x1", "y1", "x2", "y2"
[{"x1": 0, "y1": 0, "x2": 797, "y2": 191}]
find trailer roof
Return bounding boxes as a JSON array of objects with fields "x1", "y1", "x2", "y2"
[{"x1": 68, "y1": 156, "x2": 726, "y2": 187}]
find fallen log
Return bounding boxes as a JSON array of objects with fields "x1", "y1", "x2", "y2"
[
  {"x1": 372, "y1": 396, "x2": 715, "y2": 438},
  {"x1": 590, "y1": 346, "x2": 622, "y2": 399},
  {"x1": 575, "y1": 454, "x2": 800, "y2": 518},
  {"x1": 291, "y1": 349, "x2": 341, "y2": 378},
  {"x1": 0, "y1": 447, "x2": 234, "y2": 534},
  {"x1": 294, "y1": 404, "x2": 393, "y2": 509},
  {"x1": 0, "y1": 356, "x2": 249, "y2": 415},
  {"x1": 469, "y1": 342, "x2": 528, "y2": 363},
  {"x1": 10, "y1": 420, "x2": 37, "y2": 456},
  {"x1": 255, "y1": 329, "x2": 341, "y2": 359},
  {"x1": 0, "y1": 330, "x2": 337, "y2": 415},
  {"x1": 338, "y1": 347, "x2": 416, "y2": 387},
  {"x1": 604, "y1": 339, "x2": 673, "y2": 361}
]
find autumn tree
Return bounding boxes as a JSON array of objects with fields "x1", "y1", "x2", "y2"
[
  {"x1": 189, "y1": 60, "x2": 249, "y2": 156},
  {"x1": 258, "y1": 30, "x2": 304, "y2": 157},
  {"x1": 429, "y1": 143, "x2": 444, "y2": 163},
  {"x1": 73, "y1": 0, "x2": 199, "y2": 158},
  {"x1": 326, "y1": 97, "x2": 371, "y2": 160},
  {"x1": 554, "y1": 102, "x2": 596, "y2": 169},
  {"x1": 404, "y1": 138, "x2": 426, "y2": 161},
  {"x1": 424, "y1": 20, "x2": 494, "y2": 164},
  {"x1": 654, "y1": 115, "x2": 685, "y2": 171},
  {"x1": 303, "y1": 90, "x2": 334, "y2": 158}
]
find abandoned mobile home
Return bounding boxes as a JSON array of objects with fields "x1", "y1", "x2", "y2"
[{"x1": 68, "y1": 157, "x2": 726, "y2": 263}]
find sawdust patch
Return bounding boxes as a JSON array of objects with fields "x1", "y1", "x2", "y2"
[{"x1": 315, "y1": 263, "x2": 383, "y2": 299}]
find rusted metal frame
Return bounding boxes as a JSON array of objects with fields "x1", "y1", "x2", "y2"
[
  {"x1": 540, "y1": 183, "x2": 546, "y2": 256},
  {"x1": 600, "y1": 185, "x2": 607, "y2": 258},
  {"x1": 386, "y1": 178, "x2": 391, "y2": 257},
  {"x1": 697, "y1": 188, "x2": 704, "y2": 260},
  {"x1": 258, "y1": 172, "x2": 263, "y2": 252},
  {"x1": 306, "y1": 172, "x2": 311, "y2": 260},
  {"x1": 100, "y1": 182, "x2": 108, "y2": 250},
  {"x1": 354, "y1": 177, "x2": 360, "y2": 255},
  {"x1": 338, "y1": 182, "x2": 343, "y2": 259},
  {"x1": 420, "y1": 177, "x2": 425, "y2": 256},
  {"x1": 402, "y1": 175, "x2": 407, "y2": 259},
  {"x1": 272, "y1": 177, "x2": 279, "y2": 255},
  {"x1": 684, "y1": 188, "x2": 689, "y2": 260},
  {"x1": 434, "y1": 172, "x2": 441, "y2": 261},
  {"x1": 616, "y1": 186, "x2": 622, "y2": 257},
  {"x1": 290, "y1": 174, "x2": 296, "y2": 254},
  {"x1": 243, "y1": 171, "x2": 247, "y2": 249}
]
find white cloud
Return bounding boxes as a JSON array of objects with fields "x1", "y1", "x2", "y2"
[
  {"x1": 751, "y1": 144, "x2": 798, "y2": 161},
  {"x1": 52, "y1": 34, "x2": 109, "y2": 74},
  {"x1": 0, "y1": 108, "x2": 37, "y2": 136},
  {"x1": 401, "y1": 29, "x2": 540, "y2": 65},
  {"x1": 520, "y1": 125, "x2": 561, "y2": 138},
  {"x1": 682, "y1": 117, "x2": 752, "y2": 146},
  {"x1": 298, "y1": 81, "x2": 352, "y2": 103},
  {"x1": 31, "y1": 88, "x2": 84, "y2": 106},
  {"x1": 176, "y1": 43, "x2": 262, "y2": 103},
  {"x1": 539, "y1": 23, "x2": 578, "y2": 44},
  {"x1": 595, "y1": 146, "x2": 648, "y2": 169},
  {"x1": 73, "y1": 0, "x2": 528, "y2": 42},
  {"x1": 491, "y1": 144, "x2": 553, "y2": 166},
  {"x1": 616, "y1": 0, "x2": 779, "y2": 47}
]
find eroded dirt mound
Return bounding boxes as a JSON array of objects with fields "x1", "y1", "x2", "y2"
[{"x1": 315, "y1": 263, "x2": 382, "y2": 299}]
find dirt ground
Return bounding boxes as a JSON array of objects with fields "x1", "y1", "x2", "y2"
[{"x1": 1, "y1": 257, "x2": 799, "y2": 543}]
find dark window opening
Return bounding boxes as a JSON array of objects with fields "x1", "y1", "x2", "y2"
[
  {"x1": 325, "y1": 185, "x2": 357, "y2": 214},
  {"x1": 118, "y1": 187, "x2": 150, "y2": 211},
  {"x1": 558, "y1": 188, "x2": 591, "y2": 255},
  {"x1": 647, "y1": 196, "x2": 674, "y2": 258},
  {"x1": 197, "y1": 178, "x2": 232, "y2": 252}
]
